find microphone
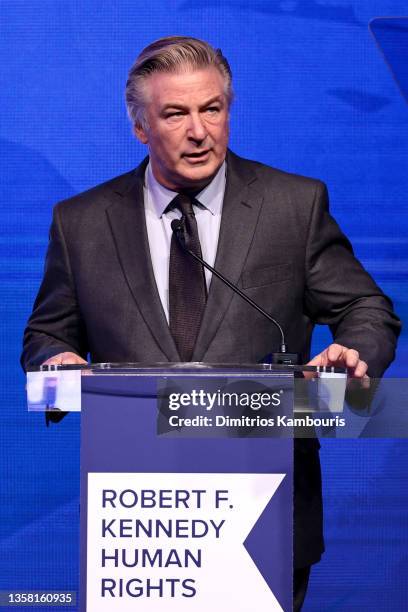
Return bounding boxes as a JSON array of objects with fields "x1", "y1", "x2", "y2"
[{"x1": 171, "y1": 218, "x2": 299, "y2": 365}]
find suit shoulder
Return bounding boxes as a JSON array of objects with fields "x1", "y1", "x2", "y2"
[
  {"x1": 53, "y1": 167, "x2": 140, "y2": 218},
  {"x1": 229, "y1": 151, "x2": 327, "y2": 197},
  {"x1": 256, "y1": 163, "x2": 325, "y2": 194}
]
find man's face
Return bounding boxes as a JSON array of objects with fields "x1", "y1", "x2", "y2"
[{"x1": 135, "y1": 67, "x2": 229, "y2": 191}]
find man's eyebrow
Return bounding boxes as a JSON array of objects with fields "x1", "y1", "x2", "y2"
[
  {"x1": 161, "y1": 103, "x2": 188, "y2": 113},
  {"x1": 161, "y1": 96, "x2": 224, "y2": 112},
  {"x1": 199, "y1": 95, "x2": 224, "y2": 108}
]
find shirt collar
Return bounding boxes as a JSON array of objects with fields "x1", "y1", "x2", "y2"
[{"x1": 146, "y1": 160, "x2": 226, "y2": 218}]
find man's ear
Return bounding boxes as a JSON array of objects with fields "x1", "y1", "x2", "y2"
[{"x1": 134, "y1": 122, "x2": 148, "y2": 144}]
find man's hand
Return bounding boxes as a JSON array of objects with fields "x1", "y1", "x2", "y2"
[
  {"x1": 42, "y1": 352, "x2": 88, "y2": 366},
  {"x1": 307, "y1": 343, "x2": 368, "y2": 378}
]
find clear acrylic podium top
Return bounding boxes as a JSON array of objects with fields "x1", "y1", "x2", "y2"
[
  {"x1": 28, "y1": 361, "x2": 345, "y2": 375},
  {"x1": 25, "y1": 363, "x2": 408, "y2": 438}
]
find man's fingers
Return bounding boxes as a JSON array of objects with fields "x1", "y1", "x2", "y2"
[
  {"x1": 42, "y1": 356, "x2": 62, "y2": 366},
  {"x1": 306, "y1": 354, "x2": 321, "y2": 367},
  {"x1": 42, "y1": 352, "x2": 87, "y2": 366},
  {"x1": 307, "y1": 350, "x2": 329, "y2": 367},
  {"x1": 361, "y1": 374, "x2": 371, "y2": 389},
  {"x1": 320, "y1": 344, "x2": 361, "y2": 370},
  {"x1": 326, "y1": 343, "x2": 345, "y2": 363},
  {"x1": 351, "y1": 359, "x2": 368, "y2": 378},
  {"x1": 343, "y1": 349, "x2": 360, "y2": 369},
  {"x1": 308, "y1": 344, "x2": 349, "y2": 367},
  {"x1": 61, "y1": 353, "x2": 87, "y2": 365},
  {"x1": 308, "y1": 344, "x2": 369, "y2": 378}
]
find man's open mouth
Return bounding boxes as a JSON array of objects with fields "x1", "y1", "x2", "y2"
[{"x1": 183, "y1": 150, "x2": 211, "y2": 159}]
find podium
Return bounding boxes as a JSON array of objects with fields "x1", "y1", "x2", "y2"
[
  {"x1": 26, "y1": 362, "x2": 349, "y2": 612},
  {"x1": 25, "y1": 363, "x2": 408, "y2": 611}
]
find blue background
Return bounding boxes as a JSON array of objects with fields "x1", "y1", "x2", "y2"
[{"x1": 1, "y1": 2, "x2": 407, "y2": 610}]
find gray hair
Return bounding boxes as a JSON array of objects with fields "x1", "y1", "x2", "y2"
[{"x1": 125, "y1": 36, "x2": 233, "y2": 129}]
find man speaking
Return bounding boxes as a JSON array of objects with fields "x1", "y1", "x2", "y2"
[{"x1": 22, "y1": 36, "x2": 400, "y2": 610}]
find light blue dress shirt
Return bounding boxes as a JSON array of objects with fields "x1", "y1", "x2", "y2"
[{"x1": 144, "y1": 160, "x2": 226, "y2": 322}]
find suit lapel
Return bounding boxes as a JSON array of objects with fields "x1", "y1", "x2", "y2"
[
  {"x1": 105, "y1": 159, "x2": 180, "y2": 361},
  {"x1": 192, "y1": 151, "x2": 264, "y2": 361}
]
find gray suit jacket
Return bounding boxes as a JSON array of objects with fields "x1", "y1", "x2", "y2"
[
  {"x1": 21, "y1": 150, "x2": 400, "y2": 566},
  {"x1": 22, "y1": 150, "x2": 400, "y2": 372}
]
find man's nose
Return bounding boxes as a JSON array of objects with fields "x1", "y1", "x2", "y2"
[{"x1": 187, "y1": 113, "x2": 207, "y2": 141}]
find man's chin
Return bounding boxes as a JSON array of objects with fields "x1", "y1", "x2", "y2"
[{"x1": 175, "y1": 161, "x2": 222, "y2": 190}]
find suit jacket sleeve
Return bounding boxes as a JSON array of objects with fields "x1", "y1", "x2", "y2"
[
  {"x1": 304, "y1": 181, "x2": 401, "y2": 377},
  {"x1": 21, "y1": 204, "x2": 88, "y2": 369}
]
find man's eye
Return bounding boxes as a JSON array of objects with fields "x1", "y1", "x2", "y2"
[
  {"x1": 166, "y1": 111, "x2": 184, "y2": 119},
  {"x1": 206, "y1": 107, "x2": 220, "y2": 114}
]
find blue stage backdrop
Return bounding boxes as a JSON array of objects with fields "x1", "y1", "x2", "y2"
[{"x1": 1, "y1": 2, "x2": 407, "y2": 610}]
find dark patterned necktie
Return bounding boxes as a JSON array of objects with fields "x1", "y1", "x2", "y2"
[{"x1": 168, "y1": 193, "x2": 207, "y2": 361}]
